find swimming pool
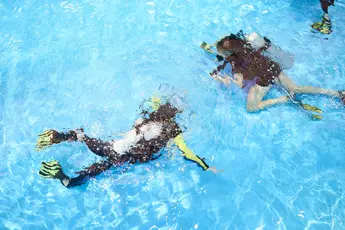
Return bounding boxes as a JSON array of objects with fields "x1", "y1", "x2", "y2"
[{"x1": 1, "y1": 0, "x2": 345, "y2": 229}]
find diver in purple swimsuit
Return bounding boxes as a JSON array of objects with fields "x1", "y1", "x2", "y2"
[
  {"x1": 209, "y1": 33, "x2": 345, "y2": 112},
  {"x1": 242, "y1": 77, "x2": 259, "y2": 97}
]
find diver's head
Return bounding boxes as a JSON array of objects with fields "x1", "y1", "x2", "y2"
[
  {"x1": 216, "y1": 34, "x2": 245, "y2": 57},
  {"x1": 151, "y1": 103, "x2": 181, "y2": 122},
  {"x1": 159, "y1": 103, "x2": 181, "y2": 119}
]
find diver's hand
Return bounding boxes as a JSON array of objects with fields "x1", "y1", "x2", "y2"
[
  {"x1": 207, "y1": 166, "x2": 223, "y2": 174},
  {"x1": 210, "y1": 73, "x2": 231, "y2": 87},
  {"x1": 210, "y1": 69, "x2": 218, "y2": 76},
  {"x1": 210, "y1": 73, "x2": 220, "y2": 81}
]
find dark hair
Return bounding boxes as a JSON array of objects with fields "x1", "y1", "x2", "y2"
[
  {"x1": 136, "y1": 103, "x2": 180, "y2": 130},
  {"x1": 149, "y1": 103, "x2": 180, "y2": 122},
  {"x1": 216, "y1": 31, "x2": 245, "y2": 49}
]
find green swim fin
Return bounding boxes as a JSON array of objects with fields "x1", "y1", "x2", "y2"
[
  {"x1": 38, "y1": 160, "x2": 69, "y2": 182},
  {"x1": 39, "y1": 160, "x2": 62, "y2": 178}
]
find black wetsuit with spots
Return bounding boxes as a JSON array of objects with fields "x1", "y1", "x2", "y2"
[{"x1": 66, "y1": 103, "x2": 182, "y2": 187}]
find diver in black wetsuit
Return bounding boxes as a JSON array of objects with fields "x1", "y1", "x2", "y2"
[{"x1": 36, "y1": 98, "x2": 217, "y2": 188}]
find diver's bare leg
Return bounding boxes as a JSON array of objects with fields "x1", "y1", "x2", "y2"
[
  {"x1": 246, "y1": 84, "x2": 288, "y2": 112},
  {"x1": 277, "y1": 72, "x2": 339, "y2": 97}
]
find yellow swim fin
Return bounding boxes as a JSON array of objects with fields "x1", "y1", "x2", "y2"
[
  {"x1": 311, "y1": 114, "x2": 323, "y2": 120},
  {"x1": 36, "y1": 130, "x2": 56, "y2": 152},
  {"x1": 300, "y1": 103, "x2": 322, "y2": 114},
  {"x1": 298, "y1": 102, "x2": 323, "y2": 120},
  {"x1": 39, "y1": 160, "x2": 62, "y2": 178},
  {"x1": 150, "y1": 96, "x2": 161, "y2": 111},
  {"x1": 311, "y1": 18, "x2": 332, "y2": 35},
  {"x1": 36, "y1": 129, "x2": 74, "y2": 151},
  {"x1": 200, "y1": 41, "x2": 216, "y2": 54}
]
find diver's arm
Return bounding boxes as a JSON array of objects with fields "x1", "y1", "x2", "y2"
[
  {"x1": 173, "y1": 134, "x2": 211, "y2": 171},
  {"x1": 210, "y1": 60, "x2": 228, "y2": 75},
  {"x1": 224, "y1": 73, "x2": 243, "y2": 88},
  {"x1": 148, "y1": 98, "x2": 217, "y2": 172}
]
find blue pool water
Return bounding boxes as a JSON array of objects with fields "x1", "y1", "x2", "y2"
[{"x1": 1, "y1": 0, "x2": 345, "y2": 229}]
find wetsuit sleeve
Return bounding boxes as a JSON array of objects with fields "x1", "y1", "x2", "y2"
[
  {"x1": 173, "y1": 134, "x2": 209, "y2": 170},
  {"x1": 148, "y1": 97, "x2": 209, "y2": 170}
]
